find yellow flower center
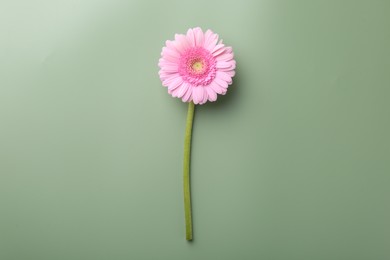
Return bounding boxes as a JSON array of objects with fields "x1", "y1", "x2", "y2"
[{"x1": 191, "y1": 61, "x2": 204, "y2": 72}]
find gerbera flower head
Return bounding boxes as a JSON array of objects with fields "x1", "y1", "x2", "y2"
[{"x1": 158, "y1": 27, "x2": 236, "y2": 105}]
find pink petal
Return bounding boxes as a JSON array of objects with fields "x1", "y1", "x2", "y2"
[
  {"x1": 192, "y1": 87, "x2": 204, "y2": 105},
  {"x1": 216, "y1": 71, "x2": 232, "y2": 84},
  {"x1": 216, "y1": 59, "x2": 235, "y2": 72},
  {"x1": 209, "y1": 82, "x2": 224, "y2": 94},
  {"x1": 158, "y1": 60, "x2": 179, "y2": 73},
  {"x1": 177, "y1": 82, "x2": 189, "y2": 98},
  {"x1": 214, "y1": 77, "x2": 228, "y2": 89},
  {"x1": 182, "y1": 84, "x2": 193, "y2": 102},
  {"x1": 193, "y1": 27, "x2": 204, "y2": 47},
  {"x1": 171, "y1": 86, "x2": 182, "y2": 97},
  {"x1": 161, "y1": 64, "x2": 178, "y2": 73},
  {"x1": 224, "y1": 46, "x2": 233, "y2": 54},
  {"x1": 230, "y1": 60, "x2": 236, "y2": 70},
  {"x1": 225, "y1": 70, "x2": 236, "y2": 77},
  {"x1": 159, "y1": 71, "x2": 178, "y2": 82},
  {"x1": 161, "y1": 52, "x2": 179, "y2": 63},
  {"x1": 216, "y1": 61, "x2": 233, "y2": 69},
  {"x1": 201, "y1": 88, "x2": 208, "y2": 104},
  {"x1": 215, "y1": 52, "x2": 234, "y2": 62},
  {"x1": 212, "y1": 44, "x2": 226, "y2": 56},
  {"x1": 205, "y1": 86, "x2": 217, "y2": 102},
  {"x1": 166, "y1": 40, "x2": 179, "y2": 54},
  {"x1": 160, "y1": 73, "x2": 179, "y2": 83},
  {"x1": 162, "y1": 47, "x2": 180, "y2": 59},
  {"x1": 204, "y1": 29, "x2": 218, "y2": 51},
  {"x1": 165, "y1": 77, "x2": 183, "y2": 90},
  {"x1": 174, "y1": 34, "x2": 191, "y2": 53},
  {"x1": 218, "y1": 67, "x2": 236, "y2": 73},
  {"x1": 158, "y1": 70, "x2": 175, "y2": 80},
  {"x1": 158, "y1": 58, "x2": 172, "y2": 66},
  {"x1": 186, "y1": 28, "x2": 196, "y2": 47}
]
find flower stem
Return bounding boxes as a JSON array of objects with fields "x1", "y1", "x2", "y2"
[{"x1": 183, "y1": 101, "x2": 195, "y2": 241}]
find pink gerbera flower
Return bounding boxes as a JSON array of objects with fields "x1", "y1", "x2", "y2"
[
  {"x1": 158, "y1": 27, "x2": 236, "y2": 105},
  {"x1": 158, "y1": 28, "x2": 237, "y2": 241}
]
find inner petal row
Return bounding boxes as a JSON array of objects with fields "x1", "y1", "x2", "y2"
[{"x1": 178, "y1": 47, "x2": 216, "y2": 86}]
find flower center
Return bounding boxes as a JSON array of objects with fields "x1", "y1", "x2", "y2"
[
  {"x1": 191, "y1": 60, "x2": 204, "y2": 73},
  {"x1": 178, "y1": 47, "x2": 216, "y2": 86}
]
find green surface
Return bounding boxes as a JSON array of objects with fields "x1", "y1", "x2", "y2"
[{"x1": 1, "y1": 0, "x2": 389, "y2": 259}]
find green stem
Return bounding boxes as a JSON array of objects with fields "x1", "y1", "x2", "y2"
[{"x1": 183, "y1": 101, "x2": 195, "y2": 241}]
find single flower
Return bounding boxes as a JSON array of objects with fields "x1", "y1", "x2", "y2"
[
  {"x1": 158, "y1": 27, "x2": 236, "y2": 104},
  {"x1": 158, "y1": 27, "x2": 236, "y2": 241}
]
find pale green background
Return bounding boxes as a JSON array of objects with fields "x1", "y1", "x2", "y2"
[{"x1": 0, "y1": 0, "x2": 389, "y2": 259}]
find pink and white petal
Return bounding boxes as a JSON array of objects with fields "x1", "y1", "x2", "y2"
[
  {"x1": 186, "y1": 28, "x2": 196, "y2": 47},
  {"x1": 200, "y1": 88, "x2": 208, "y2": 104},
  {"x1": 192, "y1": 87, "x2": 200, "y2": 104},
  {"x1": 174, "y1": 34, "x2": 191, "y2": 53},
  {"x1": 165, "y1": 40, "x2": 179, "y2": 54},
  {"x1": 165, "y1": 76, "x2": 183, "y2": 90},
  {"x1": 230, "y1": 60, "x2": 236, "y2": 70},
  {"x1": 161, "y1": 64, "x2": 179, "y2": 73},
  {"x1": 216, "y1": 71, "x2": 233, "y2": 84},
  {"x1": 159, "y1": 69, "x2": 179, "y2": 80},
  {"x1": 160, "y1": 72, "x2": 179, "y2": 82},
  {"x1": 193, "y1": 27, "x2": 204, "y2": 47},
  {"x1": 192, "y1": 87, "x2": 204, "y2": 105},
  {"x1": 159, "y1": 74, "x2": 170, "y2": 82},
  {"x1": 158, "y1": 70, "x2": 172, "y2": 81},
  {"x1": 168, "y1": 87, "x2": 175, "y2": 95},
  {"x1": 225, "y1": 70, "x2": 236, "y2": 77},
  {"x1": 218, "y1": 67, "x2": 236, "y2": 73},
  {"x1": 160, "y1": 69, "x2": 179, "y2": 77},
  {"x1": 212, "y1": 44, "x2": 226, "y2": 56},
  {"x1": 161, "y1": 54, "x2": 179, "y2": 65},
  {"x1": 158, "y1": 59, "x2": 178, "y2": 69},
  {"x1": 158, "y1": 60, "x2": 178, "y2": 68},
  {"x1": 209, "y1": 81, "x2": 224, "y2": 94},
  {"x1": 216, "y1": 61, "x2": 233, "y2": 69},
  {"x1": 168, "y1": 79, "x2": 184, "y2": 96},
  {"x1": 182, "y1": 84, "x2": 193, "y2": 102},
  {"x1": 165, "y1": 82, "x2": 180, "y2": 91},
  {"x1": 205, "y1": 86, "x2": 217, "y2": 102},
  {"x1": 216, "y1": 60, "x2": 236, "y2": 72},
  {"x1": 161, "y1": 52, "x2": 179, "y2": 63},
  {"x1": 204, "y1": 29, "x2": 219, "y2": 51},
  {"x1": 162, "y1": 54, "x2": 179, "y2": 63},
  {"x1": 170, "y1": 85, "x2": 183, "y2": 97},
  {"x1": 162, "y1": 46, "x2": 180, "y2": 59},
  {"x1": 214, "y1": 77, "x2": 228, "y2": 89},
  {"x1": 177, "y1": 82, "x2": 189, "y2": 98},
  {"x1": 224, "y1": 46, "x2": 233, "y2": 54},
  {"x1": 215, "y1": 52, "x2": 234, "y2": 62}
]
